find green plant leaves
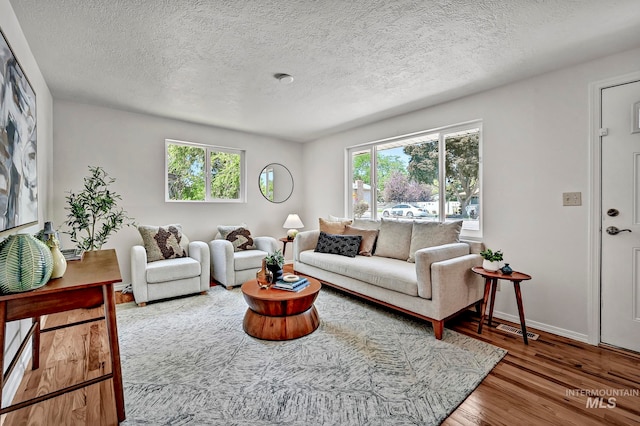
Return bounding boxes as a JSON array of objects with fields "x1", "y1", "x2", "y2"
[{"x1": 64, "y1": 166, "x2": 136, "y2": 251}]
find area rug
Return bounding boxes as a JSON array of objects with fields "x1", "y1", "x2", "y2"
[{"x1": 117, "y1": 285, "x2": 506, "y2": 425}]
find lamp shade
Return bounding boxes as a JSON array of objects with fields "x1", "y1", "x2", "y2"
[{"x1": 283, "y1": 214, "x2": 304, "y2": 229}]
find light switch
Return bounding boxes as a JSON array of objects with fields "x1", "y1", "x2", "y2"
[{"x1": 562, "y1": 192, "x2": 582, "y2": 206}]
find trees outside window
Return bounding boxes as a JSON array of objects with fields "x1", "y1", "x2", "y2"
[
  {"x1": 348, "y1": 123, "x2": 482, "y2": 236},
  {"x1": 166, "y1": 139, "x2": 245, "y2": 202}
]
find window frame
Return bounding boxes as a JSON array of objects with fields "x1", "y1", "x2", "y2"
[
  {"x1": 165, "y1": 139, "x2": 246, "y2": 203},
  {"x1": 346, "y1": 120, "x2": 483, "y2": 238}
]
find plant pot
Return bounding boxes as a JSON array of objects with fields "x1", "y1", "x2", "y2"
[
  {"x1": 482, "y1": 259, "x2": 500, "y2": 272},
  {"x1": 266, "y1": 264, "x2": 283, "y2": 283}
]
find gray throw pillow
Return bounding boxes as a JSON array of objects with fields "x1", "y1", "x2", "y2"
[
  {"x1": 407, "y1": 220, "x2": 462, "y2": 263},
  {"x1": 373, "y1": 218, "x2": 413, "y2": 260},
  {"x1": 314, "y1": 232, "x2": 362, "y2": 258},
  {"x1": 138, "y1": 224, "x2": 187, "y2": 262}
]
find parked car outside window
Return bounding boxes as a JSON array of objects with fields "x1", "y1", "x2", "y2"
[{"x1": 382, "y1": 204, "x2": 428, "y2": 218}]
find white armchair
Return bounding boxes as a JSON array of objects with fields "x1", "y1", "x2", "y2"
[
  {"x1": 209, "y1": 235, "x2": 278, "y2": 289},
  {"x1": 131, "y1": 241, "x2": 210, "y2": 306}
]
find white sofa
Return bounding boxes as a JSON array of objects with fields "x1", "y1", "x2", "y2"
[
  {"x1": 209, "y1": 235, "x2": 278, "y2": 288},
  {"x1": 131, "y1": 241, "x2": 210, "y2": 306},
  {"x1": 293, "y1": 219, "x2": 484, "y2": 340}
]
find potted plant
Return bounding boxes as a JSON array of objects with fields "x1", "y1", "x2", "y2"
[
  {"x1": 264, "y1": 249, "x2": 285, "y2": 283},
  {"x1": 480, "y1": 248, "x2": 503, "y2": 272},
  {"x1": 64, "y1": 166, "x2": 136, "y2": 251}
]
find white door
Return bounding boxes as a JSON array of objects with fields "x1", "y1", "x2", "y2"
[{"x1": 601, "y1": 80, "x2": 640, "y2": 353}]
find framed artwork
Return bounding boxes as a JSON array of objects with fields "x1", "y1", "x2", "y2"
[{"x1": 0, "y1": 27, "x2": 37, "y2": 232}]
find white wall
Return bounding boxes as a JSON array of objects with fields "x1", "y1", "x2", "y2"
[
  {"x1": 302, "y1": 47, "x2": 640, "y2": 341},
  {"x1": 52, "y1": 100, "x2": 304, "y2": 284},
  {"x1": 0, "y1": 0, "x2": 54, "y2": 407}
]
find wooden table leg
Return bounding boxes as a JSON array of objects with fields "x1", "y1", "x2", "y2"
[
  {"x1": 103, "y1": 283, "x2": 126, "y2": 421},
  {"x1": 31, "y1": 317, "x2": 40, "y2": 369},
  {"x1": 477, "y1": 278, "x2": 492, "y2": 334},
  {"x1": 0, "y1": 301, "x2": 5, "y2": 406},
  {"x1": 513, "y1": 281, "x2": 528, "y2": 344},
  {"x1": 487, "y1": 279, "x2": 498, "y2": 328}
]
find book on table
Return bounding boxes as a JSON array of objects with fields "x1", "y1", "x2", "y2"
[{"x1": 274, "y1": 277, "x2": 309, "y2": 291}]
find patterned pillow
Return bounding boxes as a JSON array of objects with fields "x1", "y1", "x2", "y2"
[
  {"x1": 314, "y1": 232, "x2": 362, "y2": 258},
  {"x1": 218, "y1": 225, "x2": 256, "y2": 251},
  {"x1": 138, "y1": 224, "x2": 187, "y2": 262}
]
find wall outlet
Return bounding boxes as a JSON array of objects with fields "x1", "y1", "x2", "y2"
[{"x1": 562, "y1": 192, "x2": 582, "y2": 206}]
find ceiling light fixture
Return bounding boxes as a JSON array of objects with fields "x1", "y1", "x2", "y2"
[{"x1": 274, "y1": 73, "x2": 294, "y2": 84}]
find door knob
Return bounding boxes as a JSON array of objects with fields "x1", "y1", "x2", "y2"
[{"x1": 606, "y1": 226, "x2": 632, "y2": 235}]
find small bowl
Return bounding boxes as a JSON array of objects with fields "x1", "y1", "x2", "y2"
[{"x1": 283, "y1": 275, "x2": 300, "y2": 283}]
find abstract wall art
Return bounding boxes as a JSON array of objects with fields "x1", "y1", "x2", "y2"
[{"x1": 0, "y1": 27, "x2": 37, "y2": 233}]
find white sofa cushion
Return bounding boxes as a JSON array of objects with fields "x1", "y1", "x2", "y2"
[
  {"x1": 299, "y1": 250, "x2": 419, "y2": 296},
  {"x1": 234, "y1": 249, "x2": 269, "y2": 271},
  {"x1": 373, "y1": 218, "x2": 413, "y2": 260},
  {"x1": 408, "y1": 220, "x2": 462, "y2": 263},
  {"x1": 146, "y1": 257, "x2": 201, "y2": 283}
]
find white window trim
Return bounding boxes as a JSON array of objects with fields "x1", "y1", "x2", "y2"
[
  {"x1": 346, "y1": 120, "x2": 482, "y2": 238},
  {"x1": 165, "y1": 139, "x2": 246, "y2": 203}
]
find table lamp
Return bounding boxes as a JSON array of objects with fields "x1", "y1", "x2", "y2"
[{"x1": 283, "y1": 214, "x2": 304, "y2": 240}]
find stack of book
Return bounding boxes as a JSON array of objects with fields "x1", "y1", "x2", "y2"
[{"x1": 273, "y1": 277, "x2": 309, "y2": 292}]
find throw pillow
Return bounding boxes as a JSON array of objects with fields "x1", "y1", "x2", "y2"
[
  {"x1": 407, "y1": 220, "x2": 463, "y2": 263},
  {"x1": 314, "y1": 231, "x2": 362, "y2": 258},
  {"x1": 319, "y1": 217, "x2": 352, "y2": 234},
  {"x1": 343, "y1": 225, "x2": 379, "y2": 256},
  {"x1": 328, "y1": 214, "x2": 353, "y2": 223},
  {"x1": 138, "y1": 224, "x2": 187, "y2": 262},
  {"x1": 373, "y1": 218, "x2": 413, "y2": 260},
  {"x1": 352, "y1": 218, "x2": 381, "y2": 231},
  {"x1": 218, "y1": 225, "x2": 256, "y2": 251}
]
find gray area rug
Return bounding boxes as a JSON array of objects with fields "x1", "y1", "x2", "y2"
[{"x1": 118, "y1": 285, "x2": 506, "y2": 425}]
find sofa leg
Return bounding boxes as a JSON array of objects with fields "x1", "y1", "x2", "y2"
[
  {"x1": 137, "y1": 302, "x2": 146, "y2": 307},
  {"x1": 200, "y1": 291, "x2": 207, "y2": 295},
  {"x1": 433, "y1": 320, "x2": 444, "y2": 340},
  {"x1": 225, "y1": 286, "x2": 234, "y2": 291}
]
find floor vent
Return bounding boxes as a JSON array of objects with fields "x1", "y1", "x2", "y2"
[{"x1": 496, "y1": 324, "x2": 539, "y2": 341}]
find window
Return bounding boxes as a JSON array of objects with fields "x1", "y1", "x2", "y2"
[
  {"x1": 165, "y1": 139, "x2": 246, "y2": 202},
  {"x1": 348, "y1": 121, "x2": 482, "y2": 237}
]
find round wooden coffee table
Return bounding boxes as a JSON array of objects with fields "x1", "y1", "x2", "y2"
[{"x1": 241, "y1": 277, "x2": 321, "y2": 341}]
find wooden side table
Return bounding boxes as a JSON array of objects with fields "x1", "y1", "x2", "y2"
[
  {"x1": 472, "y1": 266, "x2": 533, "y2": 344},
  {"x1": 279, "y1": 237, "x2": 292, "y2": 256}
]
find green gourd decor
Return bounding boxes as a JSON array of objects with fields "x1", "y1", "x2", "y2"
[{"x1": 0, "y1": 234, "x2": 54, "y2": 294}]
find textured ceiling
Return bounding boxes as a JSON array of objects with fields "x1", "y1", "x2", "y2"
[{"x1": 9, "y1": 0, "x2": 640, "y2": 142}]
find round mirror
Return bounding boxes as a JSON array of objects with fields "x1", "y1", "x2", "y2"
[{"x1": 259, "y1": 163, "x2": 294, "y2": 203}]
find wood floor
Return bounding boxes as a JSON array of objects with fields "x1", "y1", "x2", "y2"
[{"x1": 2, "y1": 290, "x2": 639, "y2": 425}]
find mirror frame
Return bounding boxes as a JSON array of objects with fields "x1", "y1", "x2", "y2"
[{"x1": 259, "y1": 163, "x2": 294, "y2": 203}]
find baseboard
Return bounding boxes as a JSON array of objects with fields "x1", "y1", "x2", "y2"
[{"x1": 491, "y1": 310, "x2": 589, "y2": 344}]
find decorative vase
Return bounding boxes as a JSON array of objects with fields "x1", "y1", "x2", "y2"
[
  {"x1": 47, "y1": 234, "x2": 67, "y2": 279},
  {"x1": 0, "y1": 234, "x2": 53, "y2": 294},
  {"x1": 500, "y1": 263, "x2": 513, "y2": 275},
  {"x1": 256, "y1": 259, "x2": 273, "y2": 289},
  {"x1": 266, "y1": 263, "x2": 283, "y2": 283},
  {"x1": 482, "y1": 259, "x2": 500, "y2": 272}
]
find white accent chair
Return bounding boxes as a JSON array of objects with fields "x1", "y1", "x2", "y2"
[
  {"x1": 209, "y1": 235, "x2": 278, "y2": 289},
  {"x1": 131, "y1": 241, "x2": 210, "y2": 306}
]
